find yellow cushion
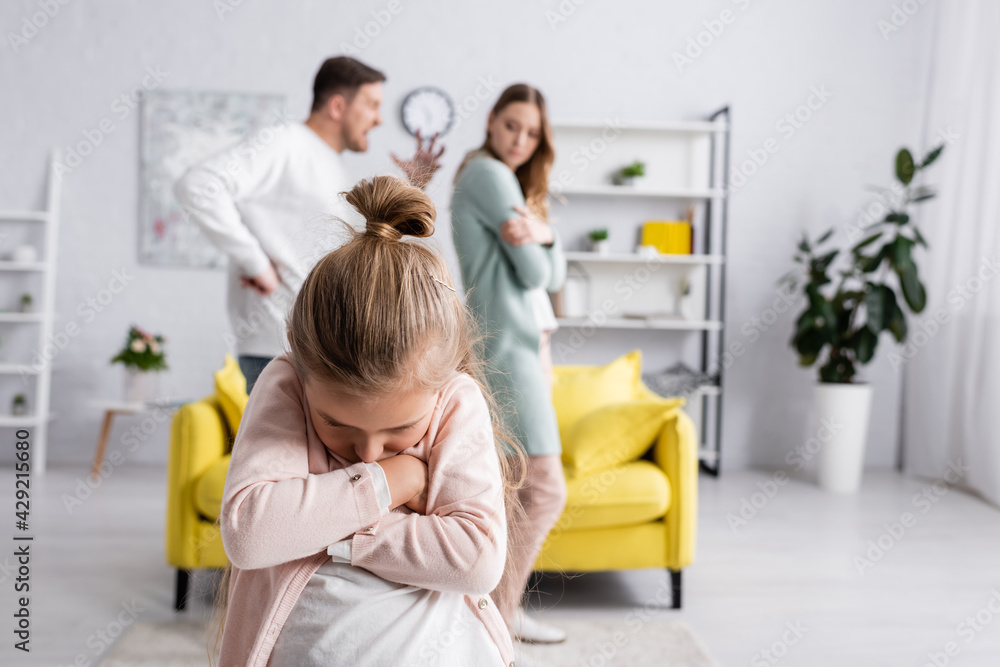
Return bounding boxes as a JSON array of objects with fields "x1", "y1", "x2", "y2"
[
  {"x1": 214, "y1": 354, "x2": 248, "y2": 436},
  {"x1": 193, "y1": 454, "x2": 231, "y2": 522},
  {"x1": 552, "y1": 350, "x2": 644, "y2": 443},
  {"x1": 562, "y1": 399, "x2": 684, "y2": 478},
  {"x1": 556, "y1": 460, "x2": 670, "y2": 532}
]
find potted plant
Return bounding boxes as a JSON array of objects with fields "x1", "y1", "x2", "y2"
[
  {"x1": 783, "y1": 144, "x2": 944, "y2": 493},
  {"x1": 588, "y1": 228, "x2": 610, "y2": 255},
  {"x1": 615, "y1": 160, "x2": 646, "y2": 187},
  {"x1": 19, "y1": 294, "x2": 32, "y2": 313},
  {"x1": 111, "y1": 325, "x2": 168, "y2": 402},
  {"x1": 12, "y1": 394, "x2": 26, "y2": 416}
]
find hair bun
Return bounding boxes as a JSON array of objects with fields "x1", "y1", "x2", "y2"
[
  {"x1": 366, "y1": 221, "x2": 403, "y2": 242},
  {"x1": 344, "y1": 175, "x2": 436, "y2": 241}
]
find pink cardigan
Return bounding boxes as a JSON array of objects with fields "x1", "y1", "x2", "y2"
[{"x1": 218, "y1": 354, "x2": 514, "y2": 666}]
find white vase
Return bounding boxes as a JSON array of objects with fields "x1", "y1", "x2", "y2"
[
  {"x1": 591, "y1": 240, "x2": 610, "y2": 255},
  {"x1": 124, "y1": 368, "x2": 160, "y2": 403},
  {"x1": 814, "y1": 382, "x2": 873, "y2": 494}
]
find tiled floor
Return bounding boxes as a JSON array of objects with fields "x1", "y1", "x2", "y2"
[{"x1": 1, "y1": 463, "x2": 998, "y2": 666}]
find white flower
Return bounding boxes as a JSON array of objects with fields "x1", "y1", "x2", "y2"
[
  {"x1": 150, "y1": 341, "x2": 161, "y2": 354},
  {"x1": 130, "y1": 339, "x2": 146, "y2": 353}
]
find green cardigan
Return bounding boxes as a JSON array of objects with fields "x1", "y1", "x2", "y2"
[{"x1": 450, "y1": 155, "x2": 567, "y2": 457}]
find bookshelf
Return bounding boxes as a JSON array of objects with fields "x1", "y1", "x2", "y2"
[{"x1": 548, "y1": 108, "x2": 731, "y2": 475}]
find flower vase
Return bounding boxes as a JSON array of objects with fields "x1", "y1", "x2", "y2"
[{"x1": 124, "y1": 367, "x2": 160, "y2": 403}]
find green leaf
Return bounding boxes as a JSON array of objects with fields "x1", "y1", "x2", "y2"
[
  {"x1": 920, "y1": 144, "x2": 944, "y2": 169},
  {"x1": 805, "y1": 285, "x2": 837, "y2": 334},
  {"x1": 909, "y1": 192, "x2": 936, "y2": 204},
  {"x1": 865, "y1": 284, "x2": 885, "y2": 333},
  {"x1": 855, "y1": 327, "x2": 878, "y2": 364},
  {"x1": 794, "y1": 328, "x2": 827, "y2": 366},
  {"x1": 898, "y1": 263, "x2": 927, "y2": 312},
  {"x1": 890, "y1": 236, "x2": 914, "y2": 269},
  {"x1": 881, "y1": 287, "x2": 898, "y2": 333},
  {"x1": 912, "y1": 226, "x2": 928, "y2": 248},
  {"x1": 888, "y1": 297, "x2": 908, "y2": 342},
  {"x1": 813, "y1": 249, "x2": 838, "y2": 273},
  {"x1": 896, "y1": 148, "x2": 915, "y2": 185},
  {"x1": 852, "y1": 232, "x2": 883, "y2": 254},
  {"x1": 815, "y1": 227, "x2": 834, "y2": 245},
  {"x1": 797, "y1": 233, "x2": 810, "y2": 254},
  {"x1": 886, "y1": 212, "x2": 910, "y2": 225},
  {"x1": 858, "y1": 245, "x2": 887, "y2": 273}
]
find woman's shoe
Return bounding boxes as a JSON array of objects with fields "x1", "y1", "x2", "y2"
[{"x1": 514, "y1": 609, "x2": 567, "y2": 644}]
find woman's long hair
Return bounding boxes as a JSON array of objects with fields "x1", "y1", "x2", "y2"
[{"x1": 456, "y1": 83, "x2": 555, "y2": 220}]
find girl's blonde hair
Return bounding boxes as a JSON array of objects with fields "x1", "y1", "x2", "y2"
[{"x1": 209, "y1": 175, "x2": 526, "y2": 663}]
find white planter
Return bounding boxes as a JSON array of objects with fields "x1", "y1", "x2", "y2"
[
  {"x1": 591, "y1": 239, "x2": 610, "y2": 255},
  {"x1": 124, "y1": 368, "x2": 160, "y2": 403},
  {"x1": 814, "y1": 382, "x2": 873, "y2": 494}
]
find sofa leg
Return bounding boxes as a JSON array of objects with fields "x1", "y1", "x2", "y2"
[
  {"x1": 669, "y1": 569, "x2": 682, "y2": 609},
  {"x1": 175, "y1": 569, "x2": 190, "y2": 612}
]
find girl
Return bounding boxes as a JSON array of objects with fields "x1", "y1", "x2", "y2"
[
  {"x1": 215, "y1": 176, "x2": 521, "y2": 667},
  {"x1": 450, "y1": 84, "x2": 568, "y2": 643}
]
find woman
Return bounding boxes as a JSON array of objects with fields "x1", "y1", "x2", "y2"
[{"x1": 450, "y1": 84, "x2": 568, "y2": 644}]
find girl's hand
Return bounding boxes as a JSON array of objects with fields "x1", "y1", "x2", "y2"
[
  {"x1": 376, "y1": 454, "x2": 429, "y2": 512},
  {"x1": 501, "y1": 205, "x2": 553, "y2": 246}
]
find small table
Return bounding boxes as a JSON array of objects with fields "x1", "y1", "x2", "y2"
[{"x1": 89, "y1": 399, "x2": 188, "y2": 479}]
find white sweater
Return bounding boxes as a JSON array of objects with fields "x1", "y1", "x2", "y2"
[{"x1": 173, "y1": 122, "x2": 358, "y2": 357}]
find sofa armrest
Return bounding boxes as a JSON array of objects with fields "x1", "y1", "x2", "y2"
[
  {"x1": 165, "y1": 395, "x2": 229, "y2": 568},
  {"x1": 653, "y1": 408, "x2": 698, "y2": 570}
]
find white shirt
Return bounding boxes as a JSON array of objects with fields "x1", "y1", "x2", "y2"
[
  {"x1": 174, "y1": 122, "x2": 358, "y2": 357},
  {"x1": 269, "y1": 462, "x2": 505, "y2": 667}
]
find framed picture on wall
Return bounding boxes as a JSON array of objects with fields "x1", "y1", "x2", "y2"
[{"x1": 138, "y1": 90, "x2": 288, "y2": 268}]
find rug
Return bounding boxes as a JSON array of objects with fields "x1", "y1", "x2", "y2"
[{"x1": 100, "y1": 615, "x2": 715, "y2": 666}]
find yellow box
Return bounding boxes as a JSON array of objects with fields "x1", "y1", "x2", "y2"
[{"x1": 641, "y1": 221, "x2": 691, "y2": 254}]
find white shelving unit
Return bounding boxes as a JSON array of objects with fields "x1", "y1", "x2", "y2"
[
  {"x1": 549, "y1": 110, "x2": 731, "y2": 475},
  {"x1": 0, "y1": 150, "x2": 62, "y2": 473}
]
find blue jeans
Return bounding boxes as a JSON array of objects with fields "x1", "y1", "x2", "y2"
[{"x1": 237, "y1": 355, "x2": 273, "y2": 395}]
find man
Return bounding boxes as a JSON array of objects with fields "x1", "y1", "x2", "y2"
[{"x1": 174, "y1": 57, "x2": 444, "y2": 392}]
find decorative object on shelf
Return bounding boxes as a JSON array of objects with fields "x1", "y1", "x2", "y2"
[
  {"x1": 783, "y1": 144, "x2": 944, "y2": 494},
  {"x1": 11, "y1": 393, "x2": 27, "y2": 416},
  {"x1": 400, "y1": 86, "x2": 455, "y2": 138},
  {"x1": 19, "y1": 293, "x2": 32, "y2": 313},
  {"x1": 561, "y1": 264, "x2": 591, "y2": 318},
  {"x1": 111, "y1": 325, "x2": 168, "y2": 402},
  {"x1": 642, "y1": 362, "x2": 719, "y2": 399},
  {"x1": 613, "y1": 160, "x2": 646, "y2": 186},
  {"x1": 642, "y1": 220, "x2": 692, "y2": 255},
  {"x1": 588, "y1": 228, "x2": 609, "y2": 255},
  {"x1": 12, "y1": 245, "x2": 38, "y2": 263},
  {"x1": 636, "y1": 244, "x2": 659, "y2": 258}
]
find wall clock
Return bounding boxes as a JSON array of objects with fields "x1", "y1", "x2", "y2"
[{"x1": 400, "y1": 87, "x2": 455, "y2": 138}]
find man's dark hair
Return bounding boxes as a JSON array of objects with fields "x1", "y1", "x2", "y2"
[{"x1": 311, "y1": 57, "x2": 386, "y2": 113}]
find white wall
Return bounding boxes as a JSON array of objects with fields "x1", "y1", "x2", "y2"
[{"x1": 0, "y1": 0, "x2": 935, "y2": 472}]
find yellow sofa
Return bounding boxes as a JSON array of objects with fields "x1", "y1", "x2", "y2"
[
  {"x1": 166, "y1": 351, "x2": 697, "y2": 610},
  {"x1": 165, "y1": 356, "x2": 244, "y2": 610}
]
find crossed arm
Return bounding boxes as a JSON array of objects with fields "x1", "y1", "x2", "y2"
[{"x1": 220, "y1": 363, "x2": 506, "y2": 594}]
